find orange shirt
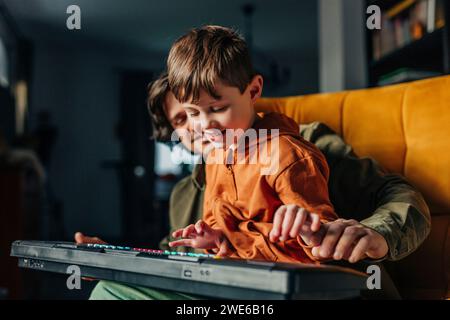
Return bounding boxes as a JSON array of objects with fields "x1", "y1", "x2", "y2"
[{"x1": 203, "y1": 112, "x2": 338, "y2": 264}]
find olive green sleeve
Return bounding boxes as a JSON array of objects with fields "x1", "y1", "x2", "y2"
[
  {"x1": 300, "y1": 122, "x2": 431, "y2": 261},
  {"x1": 159, "y1": 165, "x2": 205, "y2": 253}
]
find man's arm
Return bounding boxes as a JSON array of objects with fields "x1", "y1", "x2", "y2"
[
  {"x1": 159, "y1": 165, "x2": 205, "y2": 253},
  {"x1": 358, "y1": 175, "x2": 431, "y2": 260},
  {"x1": 300, "y1": 122, "x2": 431, "y2": 261}
]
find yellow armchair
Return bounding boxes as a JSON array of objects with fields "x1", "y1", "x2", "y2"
[{"x1": 256, "y1": 75, "x2": 450, "y2": 299}]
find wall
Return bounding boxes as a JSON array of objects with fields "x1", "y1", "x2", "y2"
[
  {"x1": 29, "y1": 40, "x2": 165, "y2": 240},
  {"x1": 319, "y1": 0, "x2": 368, "y2": 92},
  {"x1": 23, "y1": 0, "x2": 321, "y2": 240}
]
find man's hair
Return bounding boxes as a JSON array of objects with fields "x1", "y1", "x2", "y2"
[
  {"x1": 146, "y1": 72, "x2": 173, "y2": 142},
  {"x1": 167, "y1": 25, "x2": 256, "y2": 103}
]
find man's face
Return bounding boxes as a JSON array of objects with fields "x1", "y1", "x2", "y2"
[
  {"x1": 163, "y1": 91, "x2": 211, "y2": 156},
  {"x1": 181, "y1": 77, "x2": 262, "y2": 149}
]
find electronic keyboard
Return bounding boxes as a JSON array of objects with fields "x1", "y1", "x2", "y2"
[{"x1": 10, "y1": 240, "x2": 368, "y2": 300}]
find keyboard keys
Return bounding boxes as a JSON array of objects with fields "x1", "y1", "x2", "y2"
[{"x1": 84, "y1": 243, "x2": 215, "y2": 258}]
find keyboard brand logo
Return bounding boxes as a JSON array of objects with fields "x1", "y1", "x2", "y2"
[{"x1": 66, "y1": 265, "x2": 81, "y2": 290}]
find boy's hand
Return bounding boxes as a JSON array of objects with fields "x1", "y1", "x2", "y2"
[
  {"x1": 169, "y1": 220, "x2": 232, "y2": 256},
  {"x1": 269, "y1": 204, "x2": 322, "y2": 245}
]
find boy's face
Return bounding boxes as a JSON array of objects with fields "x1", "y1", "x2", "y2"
[{"x1": 181, "y1": 75, "x2": 263, "y2": 149}]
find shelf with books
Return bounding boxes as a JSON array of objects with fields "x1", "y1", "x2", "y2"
[{"x1": 366, "y1": 0, "x2": 449, "y2": 86}]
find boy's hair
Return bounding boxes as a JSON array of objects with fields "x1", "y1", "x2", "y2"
[
  {"x1": 167, "y1": 25, "x2": 256, "y2": 103},
  {"x1": 146, "y1": 72, "x2": 173, "y2": 142}
]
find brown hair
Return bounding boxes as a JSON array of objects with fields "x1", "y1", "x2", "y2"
[
  {"x1": 146, "y1": 72, "x2": 173, "y2": 142},
  {"x1": 167, "y1": 25, "x2": 255, "y2": 103}
]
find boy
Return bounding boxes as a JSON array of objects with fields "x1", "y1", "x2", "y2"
[
  {"x1": 84, "y1": 70, "x2": 429, "y2": 299},
  {"x1": 167, "y1": 25, "x2": 338, "y2": 263}
]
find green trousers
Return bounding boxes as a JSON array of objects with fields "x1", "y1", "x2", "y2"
[{"x1": 89, "y1": 281, "x2": 201, "y2": 300}]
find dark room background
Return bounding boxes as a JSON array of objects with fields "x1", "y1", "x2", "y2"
[{"x1": 0, "y1": 0, "x2": 372, "y2": 298}]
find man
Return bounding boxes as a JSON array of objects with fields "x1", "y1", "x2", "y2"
[{"x1": 78, "y1": 70, "x2": 430, "y2": 299}]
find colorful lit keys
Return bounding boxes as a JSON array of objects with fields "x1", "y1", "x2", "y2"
[{"x1": 85, "y1": 243, "x2": 215, "y2": 258}]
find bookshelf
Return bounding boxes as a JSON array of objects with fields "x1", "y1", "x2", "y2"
[{"x1": 366, "y1": 0, "x2": 450, "y2": 86}]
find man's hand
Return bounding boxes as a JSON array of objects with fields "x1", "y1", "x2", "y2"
[
  {"x1": 74, "y1": 232, "x2": 107, "y2": 245},
  {"x1": 269, "y1": 204, "x2": 322, "y2": 245},
  {"x1": 311, "y1": 219, "x2": 389, "y2": 263},
  {"x1": 169, "y1": 220, "x2": 232, "y2": 256}
]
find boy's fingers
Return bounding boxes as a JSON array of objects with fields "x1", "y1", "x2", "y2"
[
  {"x1": 280, "y1": 208, "x2": 296, "y2": 241},
  {"x1": 182, "y1": 224, "x2": 196, "y2": 238},
  {"x1": 172, "y1": 229, "x2": 184, "y2": 238},
  {"x1": 169, "y1": 239, "x2": 193, "y2": 247},
  {"x1": 310, "y1": 213, "x2": 321, "y2": 232},
  {"x1": 195, "y1": 220, "x2": 205, "y2": 234},
  {"x1": 270, "y1": 206, "x2": 286, "y2": 242},
  {"x1": 289, "y1": 208, "x2": 307, "y2": 238},
  {"x1": 216, "y1": 241, "x2": 231, "y2": 257},
  {"x1": 311, "y1": 246, "x2": 321, "y2": 257}
]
